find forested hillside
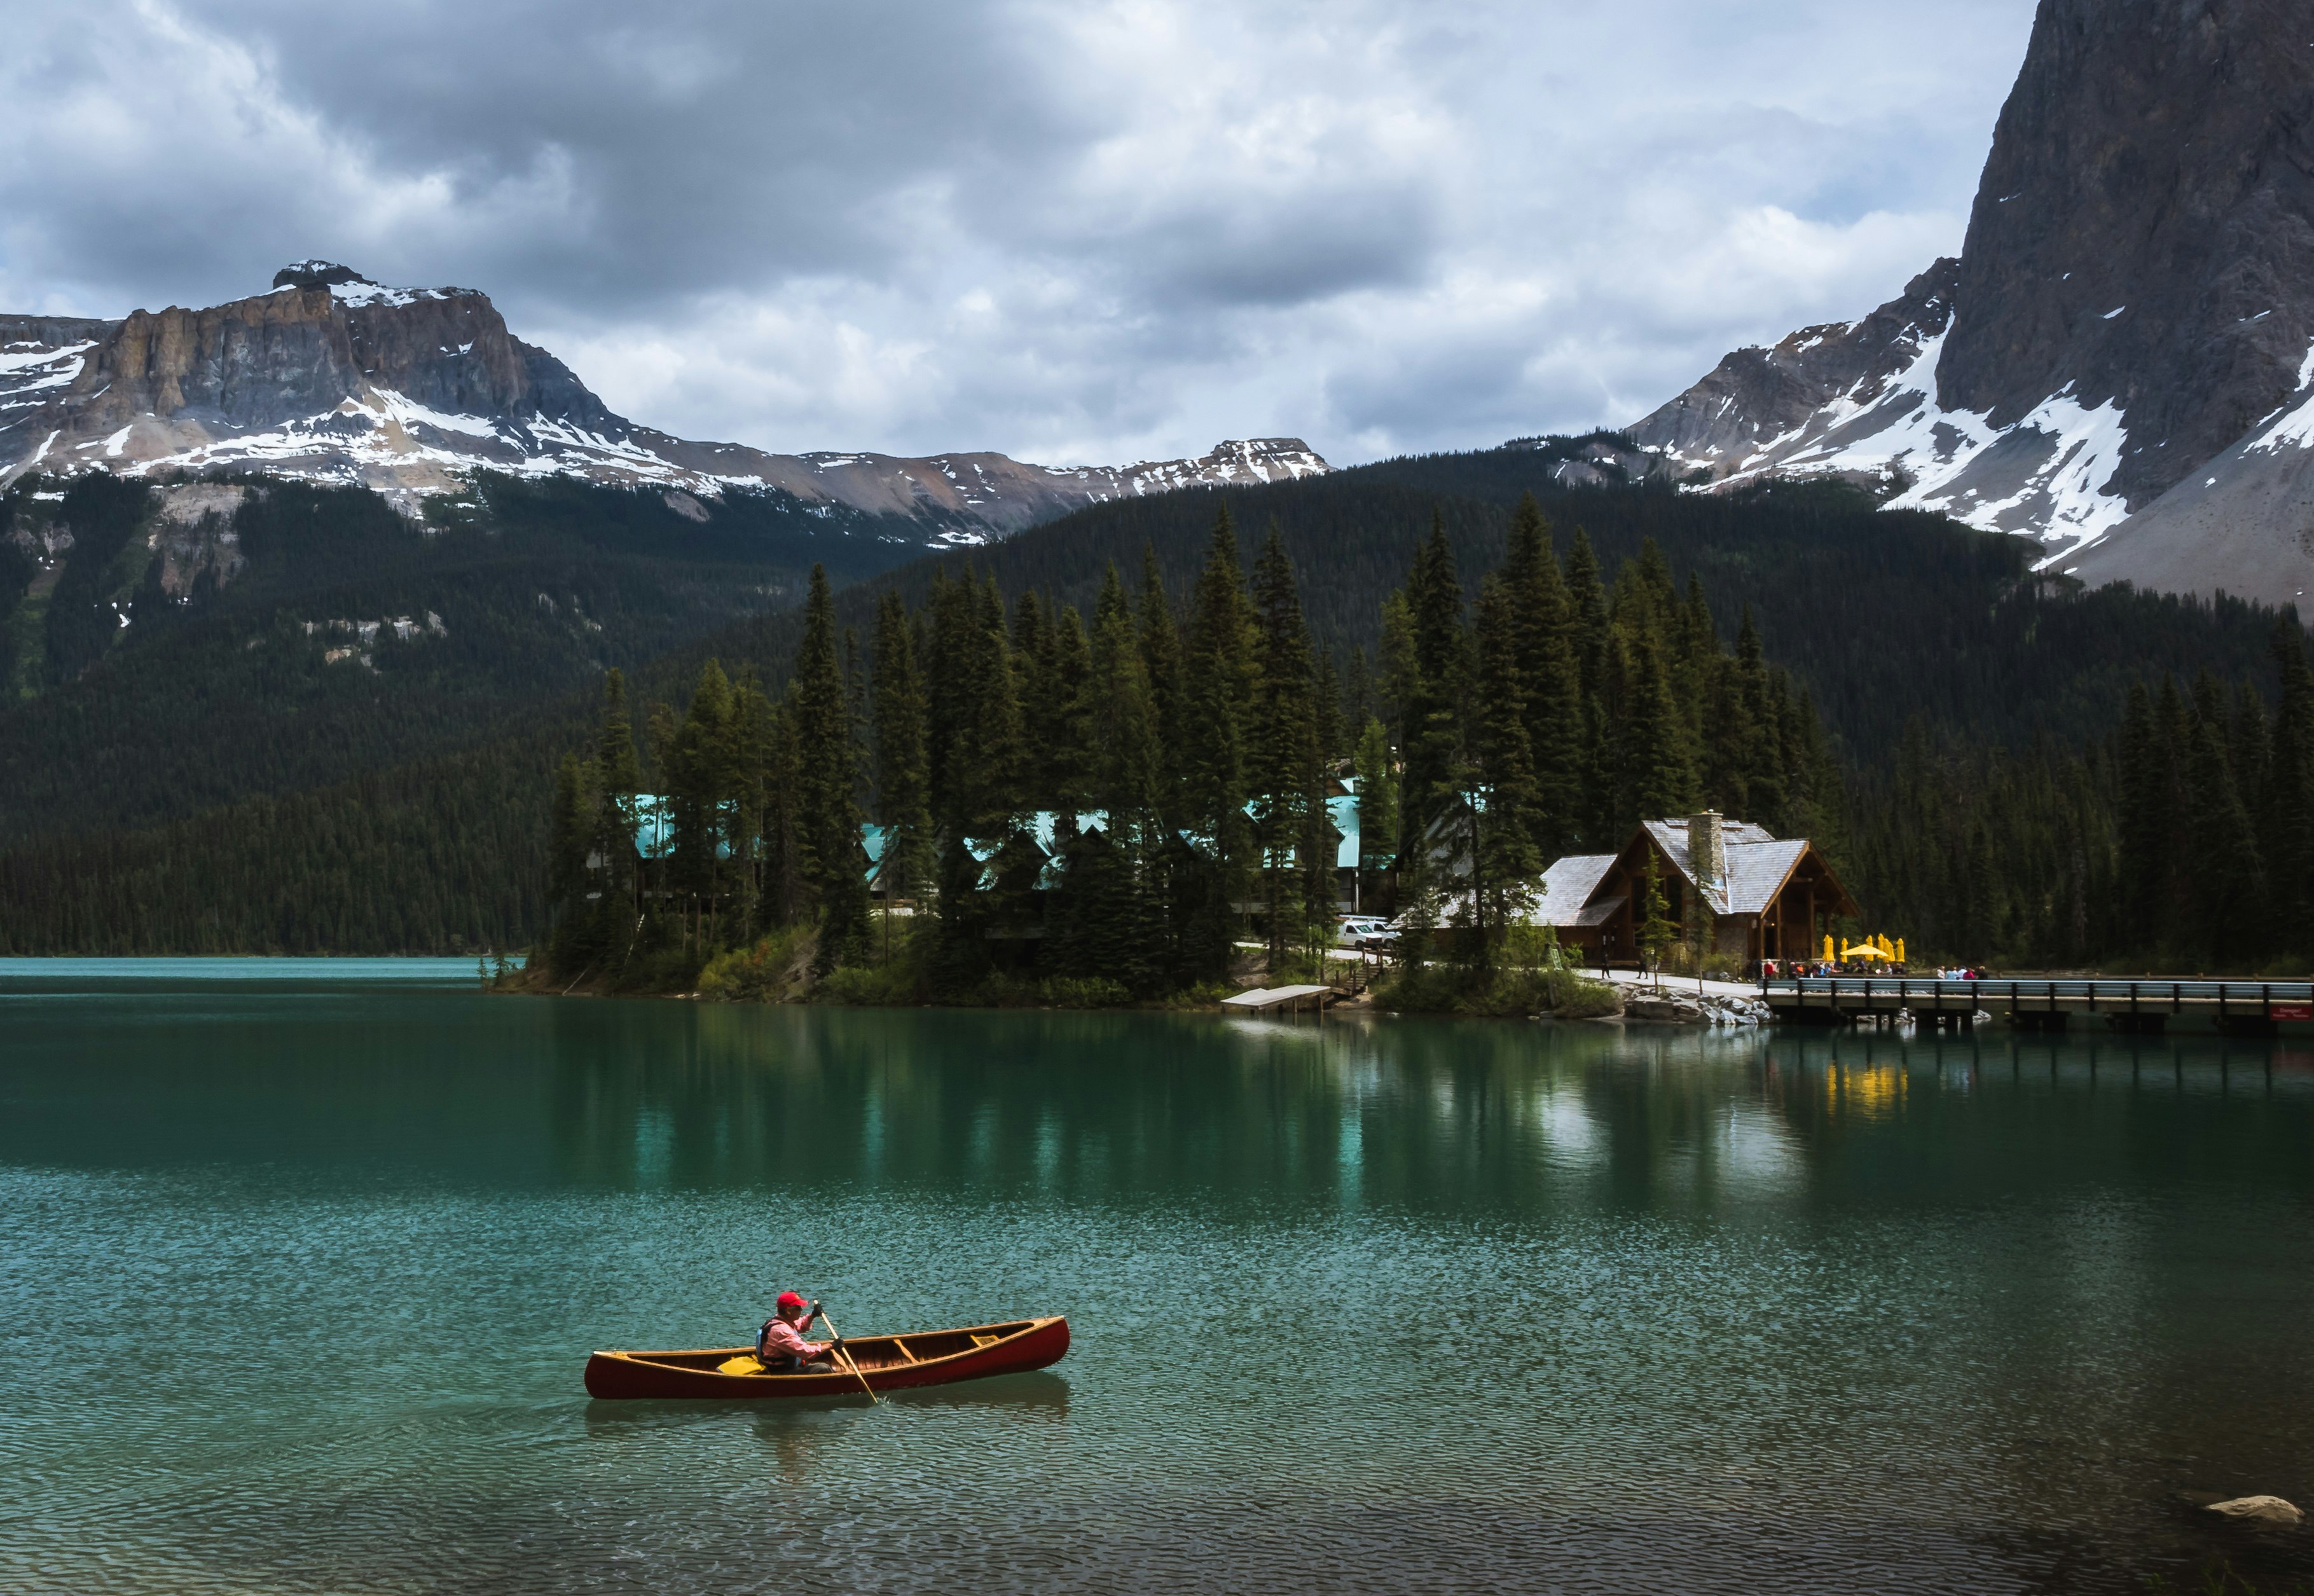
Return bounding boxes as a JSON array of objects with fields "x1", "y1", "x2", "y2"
[
  {"x1": 675, "y1": 448, "x2": 2287, "y2": 763},
  {"x1": 0, "y1": 471, "x2": 921, "y2": 846},
  {"x1": 1, "y1": 439, "x2": 2306, "y2": 967}
]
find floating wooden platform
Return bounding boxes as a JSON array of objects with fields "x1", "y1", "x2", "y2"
[{"x1": 1222, "y1": 984, "x2": 1339, "y2": 1014}]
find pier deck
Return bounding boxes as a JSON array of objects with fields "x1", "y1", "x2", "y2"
[{"x1": 1763, "y1": 977, "x2": 2314, "y2": 1033}]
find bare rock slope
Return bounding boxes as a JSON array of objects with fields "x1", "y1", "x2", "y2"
[
  {"x1": 0, "y1": 261, "x2": 1328, "y2": 544},
  {"x1": 1631, "y1": 0, "x2": 2314, "y2": 609}
]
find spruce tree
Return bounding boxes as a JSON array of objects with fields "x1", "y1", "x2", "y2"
[
  {"x1": 1469, "y1": 574, "x2": 1545, "y2": 954},
  {"x1": 1177, "y1": 506, "x2": 1257, "y2": 980},
  {"x1": 1502, "y1": 495, "x2": 1583, "y2": 858},
  {"x1": 549, "y1": 752, "x2": 591, "y2": 923},
  {"x1": 2187, "y1": 669, "x2": 2262, "y2": 963},
  {"x1": 1076, "y1": 563, "x2": 1167, "y2": 992},
  {"x1": 871, "y1": 589, "x2": 936, "y2": 940},
  {"x1": 789, "y1": 565, "x2": 869, "y2": 970},
  {"x1": 1616, "y1": 631, "x2": 1696, "y2": 829},
  {"x1": 1137, "y1": 543, "x2": 1184, "y2": 818},
  {"x1": 1043, "y1": 605, "x2": 1096, "y2": 816},
  {"x1": 1733, "y1": 609, "x2": 1784, "y2": 826},
  {"x1": 592, "y1": 668, "x2": 642, "y2": 916},
  {"x1": 2264, "y1": 621, "x2": 2314, "y2": 951},
  {"x1": 665, "y1": 657, "x2": 737, "y2": 941},
  {"x1": 1248, "y1": 528, "x2": 1319, "y2": 968},
  {"x1": 1398, "y1": 513, "x2": 1467, "y2": 876},
  {"x1": 1353, "y1": 717, "x2": 1398, "y2": 909}
]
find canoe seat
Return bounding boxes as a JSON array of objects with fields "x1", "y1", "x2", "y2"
[
  {"x1": 970, "y1": 1334, "x2": 1001, "y2": 1349},
  {"x1": 717, "y1": 1355, "x2": 766, "y2": 1375}
]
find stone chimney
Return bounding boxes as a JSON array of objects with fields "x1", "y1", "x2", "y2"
[{"x1": 1688, "y1": 811, "x2": 1726, "y2": 895}]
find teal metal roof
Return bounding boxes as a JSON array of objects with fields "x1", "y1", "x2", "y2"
[{"x1": 1330, "y1": 793, "x2": 1360, "y2": 869}]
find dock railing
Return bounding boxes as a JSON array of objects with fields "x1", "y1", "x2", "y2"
[{"x1": 1759, "y1": 975, "x2": 2314, "y2": 1017}]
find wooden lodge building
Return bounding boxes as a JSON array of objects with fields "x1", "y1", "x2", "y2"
[{"x1": 1538, "y1": 811, "x2": 1857, "y2": 965}]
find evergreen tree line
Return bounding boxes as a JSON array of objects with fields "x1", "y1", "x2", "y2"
[
  {"x1": 0, "y1": 730, "x2": 554, "y2": 956},
  {"x1": 1844, "y1": 620, "x2": 2314, "y2": 970},
  {"x1": 682, "y1": 455, "x2": 2287, "y2": 773},
  {"x1": 545, "y1": 496, "x2": 1843, "y2": 994}
]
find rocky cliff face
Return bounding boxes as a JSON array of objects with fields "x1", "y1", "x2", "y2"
[
  {"x1": 0, "y1": 262, "x2": 1330, "y2": 543},
  {"x1": 1632, "y1": 0, "x2": 2314, "y2": 609}
]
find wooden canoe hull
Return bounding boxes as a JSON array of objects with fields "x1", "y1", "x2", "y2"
[{"x1": 583, "y1": 1315, "x2": 1069, "y2": 1400}]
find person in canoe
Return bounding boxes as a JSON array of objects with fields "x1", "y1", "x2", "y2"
[{"x1": 757, "y1": 1291, "x2": 842, "y2": 1372}]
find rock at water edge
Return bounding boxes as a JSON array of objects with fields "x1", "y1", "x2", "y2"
[{"x1": 2206, "y1": 1496, "x2": 2303, "y2": 1526}]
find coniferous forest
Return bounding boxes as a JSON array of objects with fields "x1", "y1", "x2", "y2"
[
  {"x1": 538, "y1": 498, "x2": 1842, "y2": 1001},
  {"x1": 2, "y1": 441, "x2": 2310, "y2": 975}
]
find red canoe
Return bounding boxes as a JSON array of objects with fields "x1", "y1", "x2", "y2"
[{"x1": 583, "y1": 1315, "x2": 1069, "y2": 1400}]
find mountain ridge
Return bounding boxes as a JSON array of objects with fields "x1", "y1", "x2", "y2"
[
  {"x1": 0, "y1": 261, "x2": 1330, "y2": 545},
  {"x1": 1629, "y1": 0, "x2": 2314, "y2": 610}
]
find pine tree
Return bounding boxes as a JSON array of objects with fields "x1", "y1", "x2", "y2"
[
  {"x1": 1137, "y1": 543, "x2": 1184, "y2": 818},
  {"x1": 871, "y1": 589, "x2": 935, "y2": 940},
  {"x1": 1502, "y1": 497, "x2": 1583, "y2": 858},
  {"x1": 1352, "y1": 717, "x2": 1398, "y2": 909},
  {"x1": 549, "y1": 752, "x2": 591, "y2": 912},
  {"x1": 789, "y1": 565, "x2": 869, "y2": 970},
  {"x1": 2264, "y1": 621, "x2": 2314, "y2": 952},
  {"x1": 1398, "y1": 513, "x2": 1467, "y2": 874},
  {"x1": 729, "y1": 675, "x2": 773, "y2": 940},
  {"x1": 1343, "y1": 644, "x2": 1374, "y2": 735},
  {"x1": 2187, "y1": 669, "x2": 2262, "y2": 963},
  {"x1": 592, "y1": 668, "x2": 642, "y2": 916},
  {"x1": 1617, "y1": 631, "x2": 1695, "y2": 827},
  {"x1": 665, "y1": 657, "x2": 737, "y2": 943},
  {"x1": 1248, "y1": 528, "x2": 1319, "y2": 968},
  {"x1": 1636, "y1": 848, "x2": 1676, "y2": 978},
  {"x1": 1468, "y1": 574, "x2": 1545, "y2": 954},
  {"x1": 1043, "y1": 605, "x2": 1096, "y2": 816},
  {"x1": 1733, "y1": 609, "x2": 1784, "y2": 826},
  {"x1": 1072, "y1": 563, "x2": 1167, "y2": 992},
  {"x1": 1176, "y1": 506, "x2": 1257, "y2": 981}
]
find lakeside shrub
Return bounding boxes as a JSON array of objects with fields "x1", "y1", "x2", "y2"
[
  {"x1": 1375, "y1": 961, "x2": 1620, "y2": 1019},
  {"x1": 697, "y1": 927, "x2": 814, "y2": 1001}
]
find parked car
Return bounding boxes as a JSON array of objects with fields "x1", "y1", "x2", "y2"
[{"x1": 1338, "y1": 916, "x2": 1405, "y2": 954}]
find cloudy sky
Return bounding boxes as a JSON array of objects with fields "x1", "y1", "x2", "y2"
[{"x1": 0, "y1": 0, "x2": 2038, "y2": 467}]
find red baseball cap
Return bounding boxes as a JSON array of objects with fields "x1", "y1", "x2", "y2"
[{"x1": 776, "y1": 1291, "x2": 807, "y2": 1312}]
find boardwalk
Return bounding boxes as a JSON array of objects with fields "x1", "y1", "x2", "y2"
[{"x1": 1763, "y1": 976, "x2": 2314, "y2": 1034}]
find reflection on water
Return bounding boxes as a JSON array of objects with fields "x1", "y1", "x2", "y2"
[{"x1": 1, "y1": 988, "x2": 2310, "y2": 1595}]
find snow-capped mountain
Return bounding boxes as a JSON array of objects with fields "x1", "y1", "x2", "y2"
[
  {"x1": 1630, "y1": 0, "x2": 2314, "y2": 610},
  {"x1": 0, "y1": 261, "x2": 1328, "y2": 544}
]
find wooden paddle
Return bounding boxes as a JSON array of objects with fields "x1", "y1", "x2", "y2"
[{"x1": 815, "y1": 1305, "x2": 881, "y2": 1405}]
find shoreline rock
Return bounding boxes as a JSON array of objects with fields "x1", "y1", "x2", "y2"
[{"x1": 2205, "y1": 1496, "x2": 2303, "y2": 1527}]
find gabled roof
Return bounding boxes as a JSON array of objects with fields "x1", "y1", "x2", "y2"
[
  {"x1": 1719, "y1": 839, "x2": 1810, "y2": 916},
  {"x1": 1635, "y1": 818, "x2": 1846, "y2": 917},
  {"x1": 1538, "y1": 853, "x2": 1618, "y2": 925}
]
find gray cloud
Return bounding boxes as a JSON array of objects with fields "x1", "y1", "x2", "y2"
[{"x1": 0, "y1": 0, "x2": 2037, "y2": 465}]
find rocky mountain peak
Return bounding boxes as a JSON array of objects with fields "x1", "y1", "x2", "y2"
[
  {"x1": 1630, "y1": 0, "x2": 2314, "y2": 608},
  {"x1": 272, "y1": 261, "x2": 376, "y2": 292}
]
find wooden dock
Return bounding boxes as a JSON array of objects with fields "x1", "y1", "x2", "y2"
[
  {"x1": 1221, "y1": 984, "x2": 1340, "y2": 1015},
  {"x1": 1763, "y1": 977, "x2": 2314, "y2": 1035}
]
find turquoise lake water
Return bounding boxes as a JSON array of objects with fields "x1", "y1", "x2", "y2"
[{"x1": 2, "y1": 963, "x2": 2310, "y2": 1593}]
